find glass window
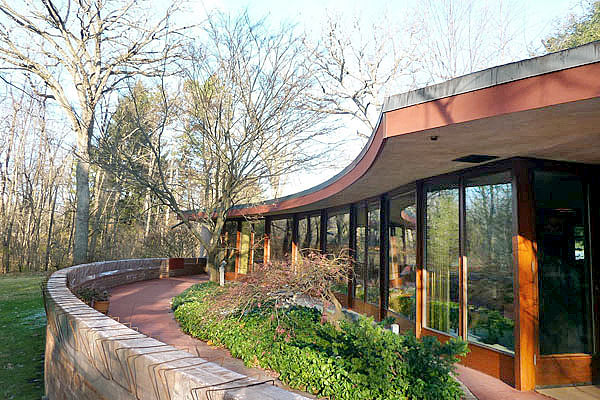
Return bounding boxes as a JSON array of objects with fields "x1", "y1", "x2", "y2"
[
  {"x1": 251, "y1": 219, "x2": 265, "y2": 265},
  {"x1": 425, "y1": 184, "x2": 459, "y2": 335},
  {"x1": 388, "y1": 193, "x2": 417, "y2": 320},
  {"x1": 221, "y1": 221, "x2": 238, "y2": 272},
  {"x1": 299, "y1": 214, "x2": 320, "y2": 253},
  {"x1": 327, "y1": 210, "x2": 350, "y2": 256},
  {"x1": 534, "y1": 171, "x2": 593, "y2": 355},
  {"x1": 327, "y1": 209, "x2": 350, "y2": 294},
  {"x1": 465, "y1": 172, "x2": 514, "y2": 352},
  {"x1": 367, "y1": 202, "x2": 380, "y2": 306},
  {"x1": 271, "y1": 217, "x2": 292, "y2": 262},
  {"x1": 355, "y1": 204, "x2": 367, "y2": 302},
  {"x1": 238, "y1": 221, "x2": 252, "y2": 274}
]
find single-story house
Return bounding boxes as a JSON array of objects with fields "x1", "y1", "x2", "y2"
[{"x1": 215, "y1": 42, "x2": 600, "y2": 391}]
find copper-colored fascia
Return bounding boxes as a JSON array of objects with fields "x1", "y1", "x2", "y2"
[
  {"x1": 384, "y1": 62, "x2": 600, "y2": 138},
  {"x1": 226, "y1": 61, "x2": 600, "y2": 218}
]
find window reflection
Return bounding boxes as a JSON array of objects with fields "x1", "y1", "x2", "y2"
[
  {"x1": 367, "y1": 203, "x2": 381, "y2": 306},
  {"x1": 466, "y1": 172, "x2": 514, "y2": 352},
  {"x1": 535, "y1": 171, "x2": 593, "y2": 355},
  {"x1": 327, "y1": 210, "x2": 350, "y2": 294},
  {"x1": 425, "y1": 185, "x2": 459, "y2": 335},
  {"x1": 271, "y1": 218, "x2": 292, "y2": 262},
  {"x1": 238, "y1": 222, "x2": 252, "y2": 274},
  {"x1": 299, "y1": 215, "x2": 321, "y2": 253},
  {"x1": 251, "y1": 220, "x2": 265, "y2": 266},
  {"x1": 355, "y1": 204, "x2": 367, "y2": 302},
  {"x1": 389, "y1": 193, "x2": 417, "y2": 320}
]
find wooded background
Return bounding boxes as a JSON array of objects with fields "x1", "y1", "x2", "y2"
[{"x1": 0, "y1": 0, "x2": 597, "y2": 274}]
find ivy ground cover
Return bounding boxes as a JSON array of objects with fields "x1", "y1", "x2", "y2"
[{"x1": 172, "y1": 282, "x2": 468, "y2": 400}]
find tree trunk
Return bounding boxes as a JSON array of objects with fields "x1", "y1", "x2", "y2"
[
  {"x1": 207, "y1": 249, "x2": 219, "y2": 282},
  {"x1": 73, "y1": 128, "x2": 91, "y2": 265},
  {"x1": 44, "y1": 187, "x2": 58, "y2": 271}
]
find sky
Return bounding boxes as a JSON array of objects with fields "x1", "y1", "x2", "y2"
[{"x1": 178, "y1": 0, "x2": 581, "y2": 197}]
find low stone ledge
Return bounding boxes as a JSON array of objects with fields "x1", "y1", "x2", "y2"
[{"x1": 44, "y1": 258, "x2": 308, "y2": 400}]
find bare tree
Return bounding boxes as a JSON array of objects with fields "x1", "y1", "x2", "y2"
[
  {"x1": 0, "y1": 0, "x2": 188, "y2": 264},
  {"x1": 97, "y1": 12, "x2": 334, "y2": 281},
  {"x1": 306, "y1": 13, "x2": 420, "y2": 139},
  {"x1": 414, "y1": 0, "x2": 522, "y2": 83}
]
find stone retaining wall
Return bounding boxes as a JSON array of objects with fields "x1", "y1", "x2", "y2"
[{"x1": 43, "y1": 259, "x2": 307, "y2": 400}]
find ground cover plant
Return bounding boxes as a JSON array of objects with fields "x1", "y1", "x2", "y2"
[
  {"x1": 172, "y1": 255, "x2": 468, "y2": 400},
  {"x1": 0, "y1": 273, "x2": 46, "y2": 400}
]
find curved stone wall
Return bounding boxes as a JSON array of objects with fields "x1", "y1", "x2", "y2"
[{"x1": 44, "y1": 259, "x2": 307, "y2": 400}]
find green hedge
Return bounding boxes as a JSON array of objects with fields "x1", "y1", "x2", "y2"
[{"x1": 172, "y1": 282, "x2": 468, "y2": 400}]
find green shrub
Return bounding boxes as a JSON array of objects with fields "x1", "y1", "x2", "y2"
[{"x1": 173, "y1": 282, "x2": 468, "y2": 400}]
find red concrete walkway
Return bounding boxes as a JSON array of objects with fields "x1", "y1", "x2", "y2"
[
  {"x1": 108, "y1": 274, "x2": 314, "y2": 398},
  {"x1": 108, "y1": 276, "x2": 552, "y2": 400}
]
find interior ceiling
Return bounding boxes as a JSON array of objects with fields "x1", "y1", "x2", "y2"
[{"x1": 266, "y1": 97, "x2": 600, "y2": 216}]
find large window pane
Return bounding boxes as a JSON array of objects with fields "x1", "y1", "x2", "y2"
[
  {"x1": 425, "y1": 185, "x2": 459, "y2": 335},
  {"x1": 466, "y1": 172, "x2": 514, "y2": 352},
  {"x1": 355, "y1": 205, "x2": 367, "y2": 302},
  {"x1": 535, "y1": 171, "x2": 593, "y2": 355},
  {"x1": 271, "y1": 218, "x2": 292, "y2": 262},
  {"x1": 327, "y1": 210, "x2": 350, "y2": 294},
  {"x1": 367, "y1": 203, "x2": 380, "y2": 306},
  {"x1": 252, "y1": 220, "x2": 265, "y2": 265},
  {"x1": 238, "y1": 221, "x2": 252, "y2": 274},
  {"x1": 389, "y1": 193, "x2": 417, "y2": 320},
  {"x1": 327, "y1": 210, "x2": 350, "y2": 256},
  {"x1": 299, "y1": 215, "x2": 320, "y2": 253}
]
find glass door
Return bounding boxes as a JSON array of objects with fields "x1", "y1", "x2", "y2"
[{"x1": 534, "y1": 170, "x2": 594, "y2": 355}]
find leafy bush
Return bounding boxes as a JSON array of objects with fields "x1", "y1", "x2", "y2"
[
  {"x1": 389, "y1": 295, "x2": 416, "y2": 319},
  {"x1": 173, "y1": 282, "x2": 468, "y2": 400}
]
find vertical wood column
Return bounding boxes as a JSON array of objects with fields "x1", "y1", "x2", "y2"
[
  {"x1": 292, "y1": 214, "x2": 299, "y2": 264},
  {"x1": 380, "y1": 194, "x2": 390, "y2": 320},
  {"x1": 512, "y1": 160, "x2": 538, "y2": 391},
  {"x1": 459, "y1": 179, "x2": 468, "y2": 339},
  {"x1": 320, "y1": 210, "x2": 328, "y2": 253},
  {"x1": 348, "y1": 204, "x2": 357, "y2": 309},
  {"x1": 264, "y1": 217, "x2": 271, "y2": 264},
  {"x1": 415, "y1": 181, "x2": 425, "y2": 338}
]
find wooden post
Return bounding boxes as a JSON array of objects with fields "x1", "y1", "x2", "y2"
[
  {"x1": 415, "y1": 181, "x2": 425, "y2": 338},
  {"x1": 512, "y1": 159, "x2": 538, "y2": 391},
  {"x1": 292, "y1": 214, "x2": 299, "y2": 264},
  {"x1": 264, "y1": 217, "x2": 271, "y2": 264},
  {"x1": 459, "y1": 178, "x2": 468, "y2": 339},
  {"x1": 380, "y1": 194, "x2": 390, "y2": 320}
]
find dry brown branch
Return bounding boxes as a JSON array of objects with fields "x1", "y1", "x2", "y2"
[{"x1": 208, "y1": 250, "x2": 352, "y2": 327}]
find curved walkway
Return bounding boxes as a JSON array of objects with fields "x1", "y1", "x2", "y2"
[
  {"x1": 108, "y1": 274, "x2": 314, "y2": 398},
  {"x1": 109, "y1": 276, "x2": 555, "y2": 400}
]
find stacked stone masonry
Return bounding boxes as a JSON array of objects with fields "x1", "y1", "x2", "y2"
[{"x1": 44, "y1": 258, "x2": 307, "y2": 400}]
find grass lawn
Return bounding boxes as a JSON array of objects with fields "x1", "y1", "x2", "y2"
[{"x1": 0, "y1": 273, "x2": 47, "y2": 400}]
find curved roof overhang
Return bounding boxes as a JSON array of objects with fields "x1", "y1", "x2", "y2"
[{"x1": 227, "y1": 42, "x2": 600, "y2": 218}]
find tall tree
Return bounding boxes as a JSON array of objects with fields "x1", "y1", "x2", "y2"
[
  {"x1": 306, "y1": 13, "x2": 420, "y2": 139},
  {"x1": 0, "y1": 0, "x2": 186, "y2": 264},
  {"x1": 308, "y1": 1, "x2": 521, "y2": 140},
  {"x1": 414, "y1": 0, "x2": 521, "y2": 83},
  {"x1": 98, "y1": 12, "x2": 334, "y2": 281},
  {"x1": 543, "y1": 1, "x2": 600, "y2": 52}
]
